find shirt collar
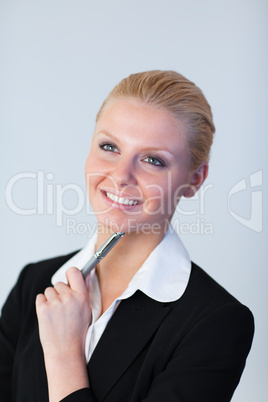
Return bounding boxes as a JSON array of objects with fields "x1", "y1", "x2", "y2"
[
  {"x1": 51, "y1": 226, "x2": 191, "y2": 303},
  {"x1": 51, "y1": 233, "x2": 97, "y2": 285}
]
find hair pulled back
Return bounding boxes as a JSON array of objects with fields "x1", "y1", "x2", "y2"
[{"x1": 96, "y1": 70, "x2": 215, "y2": 170}]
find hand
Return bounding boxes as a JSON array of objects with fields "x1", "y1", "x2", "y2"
[
  {"x1": 36, "y1": 266, "x2": 91, "y2": 361},
  {"x1": 36, "y1": 267, "x2": 91, "y2": 401}
]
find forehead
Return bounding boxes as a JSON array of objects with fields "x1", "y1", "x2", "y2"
[{"x1": 95, "y1": 99, "x2": 187, "y2": 153}]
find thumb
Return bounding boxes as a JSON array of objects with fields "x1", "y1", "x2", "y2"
[
  {"x1": 85, "y1": 273, "x2": 91, "y2": 293},
  {"x1": 65, "y1": 267, "x2": 86, "y2": 293}
]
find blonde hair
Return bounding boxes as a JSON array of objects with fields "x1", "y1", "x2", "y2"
[{"x1": 96, "y1": 70, "x2": 215, "y2": 170}]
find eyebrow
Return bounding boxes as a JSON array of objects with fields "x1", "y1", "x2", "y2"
[{"x1": 96, "y1": 130, "x2": 176, "y2": 157}]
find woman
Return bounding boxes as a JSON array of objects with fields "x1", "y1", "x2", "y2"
[{"x1": 0, "y1": 70, "x2": 254, "y2": 402}]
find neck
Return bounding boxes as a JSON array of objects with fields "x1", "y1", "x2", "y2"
[{"x1": 94, "y1": 226, "x2": 167, "y2": 306}]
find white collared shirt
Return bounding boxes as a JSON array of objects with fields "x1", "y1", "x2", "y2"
[{"x1": 51, "y1": 226, "x2": 191, "y2": 362}]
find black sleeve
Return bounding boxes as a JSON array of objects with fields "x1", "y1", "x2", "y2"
[
  {"x1": 0, "y1": 267, "x2": 30, "y2": 401},
  {"x1": 0, "y1": 252, "x2": 82, "y2": 402}
]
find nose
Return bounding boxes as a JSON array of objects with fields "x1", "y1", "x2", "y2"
[{"x1": 112, "y1": 157, "x2": 138, "y2": 188}]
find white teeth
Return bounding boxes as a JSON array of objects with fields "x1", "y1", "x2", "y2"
[{"x1": 106, "y1": 192, "x2": 139, "y2": 206}]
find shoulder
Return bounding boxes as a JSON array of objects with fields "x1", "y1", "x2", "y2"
[
  {"x1": 0, "y1": 250, "x2": 80, "y2": 339},
  {"x1": 169, "y1": 261, "x2": 254, "y2": 340},
  {"x1": 185, "y1": 261, "x2": 241, "y2": 305},
  {"x1": 13, "y1": 250, "x2": 79, "y2": 301}
]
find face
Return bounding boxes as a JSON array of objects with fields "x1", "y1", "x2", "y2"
[{"x1": 85, "y1": 99, "x2": 202, "y2": 236}]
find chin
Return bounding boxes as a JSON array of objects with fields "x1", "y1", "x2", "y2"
[
  {"x1": 95, "y1": 215, "x2": 127, "y2": 234},
  {"x1": 97, "y1": 215, "x2": 167, "y2": 237}
]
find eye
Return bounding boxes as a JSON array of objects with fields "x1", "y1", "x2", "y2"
[
  {"x1": 99, "y1": 143, "x2": 119, "y2": 153},
  {"x1": 143, "y1": 156, "x2": 166, "y2": 167}
]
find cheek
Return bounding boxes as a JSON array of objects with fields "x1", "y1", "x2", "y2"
[
  {"x1": 170, "y1": 176, "x2": 189, "y2": 203},
  {"x1": 153, "y1": 175, "x2": 189, "y2": 210},
  {"x1": 85, "y1": 150, "x2": 112, "y2": 178},
  {"x1": 141, "y1": 180, "x2": 168, "y2": 214},
  {"x1": 85, "y1": 154, "x2": 101, "y2": 194},
  {"x1": 85, "y1": 150, "x2": 96, "y2": 173},
  {"x1": 85, "y1": 153, "x2": 104, "y2": 186},
  {"x1": 85, "y1": 172, "x2": 103, "y2": 199}
]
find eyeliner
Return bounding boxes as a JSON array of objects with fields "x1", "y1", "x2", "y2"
[{"x1": 81, "y1": 232, "x2": 125, "y2": 279}]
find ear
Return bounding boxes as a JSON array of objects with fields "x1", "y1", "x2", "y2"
[{"x1": 183, "y1": 163, "x2": 208, "y2": 198}]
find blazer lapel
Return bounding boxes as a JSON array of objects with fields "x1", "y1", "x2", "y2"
[{"x1": 87, "y1": 291, "x2": 171, "y2": 400}]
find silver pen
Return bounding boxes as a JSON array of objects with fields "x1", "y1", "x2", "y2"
[{"x1": 81, "y1": 232, "x2": 125, "y2": 279}]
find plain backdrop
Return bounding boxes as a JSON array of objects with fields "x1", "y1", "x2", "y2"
[{"x1": 0, "y1": 0, "x2": 267, "y2": 400}]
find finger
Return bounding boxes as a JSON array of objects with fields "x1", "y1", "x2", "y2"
[
  {"x1": 35, "y1": 293, "x2": 47, "y2": 307},
  {"x1": 54, "y1": 281, "x2": 70, "y2": 294},
  {"x1": 65, "y1": 267, "x2": 86, "y2": 293},
  {"x1": 44, "y1": 286, "x2": 59, "y2": 300}
]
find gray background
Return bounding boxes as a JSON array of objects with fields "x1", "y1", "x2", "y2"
[{"x1": 1, "y1": 0, "x2": 267, "y2": 400}]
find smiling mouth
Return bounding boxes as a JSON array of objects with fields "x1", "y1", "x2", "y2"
[{"x1": 105, "y1": 191, "x2": 141, "y2": 206}]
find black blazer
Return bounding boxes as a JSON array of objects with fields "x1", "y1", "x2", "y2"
[{"x1": 0, "y1": 251, "x2": 254, "y2": 402}]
